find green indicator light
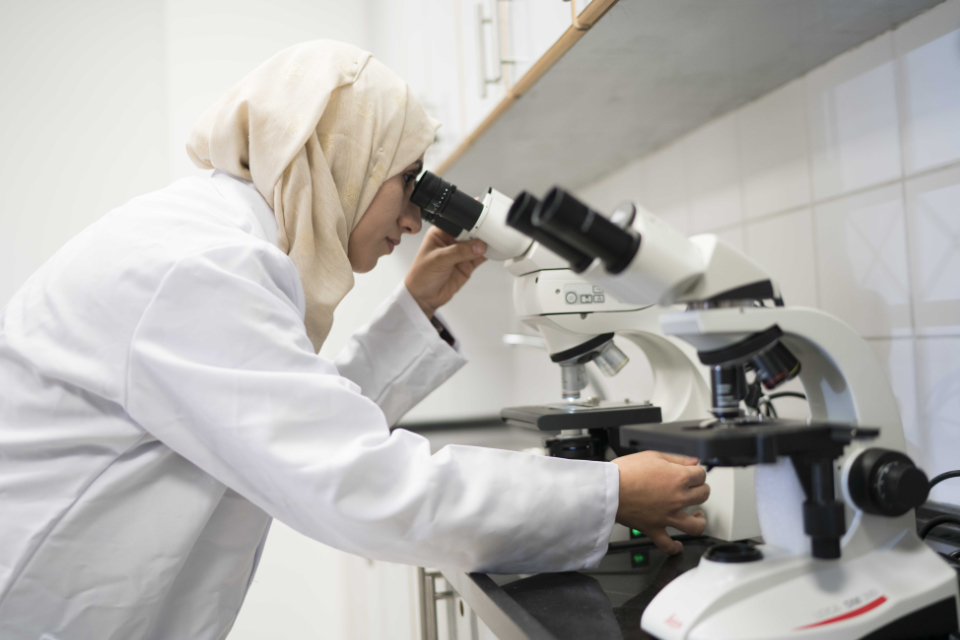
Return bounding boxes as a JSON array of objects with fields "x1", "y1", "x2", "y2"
[
  {"x1": 633, "y1": 553, "x2": 645, "y2": 563},
  {"x1": 631, "y1": 529, "x2": 643, "y2": 538}
]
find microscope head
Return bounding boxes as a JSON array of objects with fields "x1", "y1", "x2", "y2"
[
  {"x1": 505, "y1": 187, "x2": 779, "y2": 309},
  {"x1": 413, "y1": 172, "x2": 643, "y2": 401}
]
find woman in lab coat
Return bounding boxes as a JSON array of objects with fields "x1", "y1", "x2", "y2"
[{"x1": 0, "y1": 41, "x2": 708, "y2": 639}]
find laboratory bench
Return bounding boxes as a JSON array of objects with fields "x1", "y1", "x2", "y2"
[{"x1": 441, "y1": 537, "x2": 715, "y2": 640}]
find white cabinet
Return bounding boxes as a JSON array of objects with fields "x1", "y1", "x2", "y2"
[
  {"x1": 420, "y1": 570, "x2": 503, "y2": 640},
  {"x1": 371, "y1": 0, "x2": 578, "y2": 170},
  {"x1": 456, "y1": 0, "x2": 511, "y2": 135},
  {"x1": 509, "y1": 0, "x2": 575, "y2": 81},
  {"x1": 459, "y1": 0, "x2": 574, "y2": 131},
  {"x1": 341, "y1": 555, "x2": 423, "y2": 639},
  {"x1": 368, "y1": 0, "x2": 465, "y2": 169}
]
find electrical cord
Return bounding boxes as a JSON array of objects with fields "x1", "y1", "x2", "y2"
[
  {"x1": 919, "y1": 515, "x2": 960, "y2": 540},
  {"x1": 930, "y1": 470, "x2": 960, "y2": 490},
  {"x1": 766, "y1": 391, "x2": 807, "y2": 401}
]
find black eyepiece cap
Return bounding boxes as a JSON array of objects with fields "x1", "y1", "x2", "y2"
[
  {"x1": 506, "y1": 192, "x2": 593, "y2": 272},
  {"x1": 534, "y1": 188, "x2": 640, "y2": 274}
]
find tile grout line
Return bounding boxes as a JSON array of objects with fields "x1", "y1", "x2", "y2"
[
  {"x1": 801, "y1": 73, "x2": 824, "y2": 310},
  {"x1": 890, "y1": 22, "x2": 928, "y2": 455},
  {"x1": 677, "y1": 159, "x2": 960, "y2": 234}
]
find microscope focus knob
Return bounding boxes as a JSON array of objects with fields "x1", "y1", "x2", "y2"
[{"x1": 849, "y1": 448, "x2": 930, "y2": 517}]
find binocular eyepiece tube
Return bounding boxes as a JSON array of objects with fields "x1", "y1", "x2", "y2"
[
  {"x1": 411, "y1": 171, "x2": 642, "y2": 276},
  {"x1": 533, "y1": 188, "x2": 641, "y2": 275},
  {"x1": 505, "y1": 192, "x2": 594, "y2": 272},
  {"x1": 410, "y1": 171, "x2": 484, "y2": 237}
]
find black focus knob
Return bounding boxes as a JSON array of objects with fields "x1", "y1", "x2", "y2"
[
  {"x1": 849, "y1": 448, "x2": 930, "y2": 517},
  {"x1": 876, "y1": 461, "x2": 929, "y2": 514}
]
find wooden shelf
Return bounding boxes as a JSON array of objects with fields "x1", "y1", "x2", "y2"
[{"x1": 438, "y1": 0, "x2": 944, "y2": 198}]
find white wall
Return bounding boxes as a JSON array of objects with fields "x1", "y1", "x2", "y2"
[
  {"x1": 164, "y1": 0, "x2": 369, "y2": 181},
  {"x1": 0, "y1": 0, "x2": 169, "y2": 304},
  {"x1": 575, "y1": 0, "x2": 960, "y2": 505}
]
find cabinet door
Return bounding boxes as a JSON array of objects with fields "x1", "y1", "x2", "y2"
[
  {"x1": 509, "y1": 0, "x2": 574, "y2": 82},
  {"x1": 419, "y1": 0, "x2": 467, "y2": 168},
  {"x1": 457, "y1": 0, "x2": 510, "y2": 135},
  {"x1": 368, "y1": 0, "x2": 463, "y2": 169}
]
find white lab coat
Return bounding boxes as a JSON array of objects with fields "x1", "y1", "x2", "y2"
[{"x1": 0, "y1": 172, "x2": 618, "y2": 640}]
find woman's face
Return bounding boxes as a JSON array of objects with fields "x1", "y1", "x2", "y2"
[{"x1": 347, "y1": 158, "x2": 424, "y2": 273}]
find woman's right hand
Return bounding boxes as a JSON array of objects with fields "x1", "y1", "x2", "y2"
[{"x1": 612, "y1": 451, "x2": 710, "y2": 554}]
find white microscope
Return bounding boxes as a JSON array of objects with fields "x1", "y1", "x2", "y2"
[
  {"x1": 410, "y1": 172, "x2": 760, "y2": 542},
  {"x1": 502, "y1": 186, "x2": 960, "y2": 640}
]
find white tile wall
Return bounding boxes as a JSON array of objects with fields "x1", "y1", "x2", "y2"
[
  {"x1": 896, "y1": 0, "x2": 960, "y2": 175},
  {"x1": 744, "y1": 208, "x2": 819, "y2": 307},
  {"x1": 916, "y1": 337, "x2": 960, "y2": 505},
  {"x1": 577, "y1": 0, "x2": 960, "y2": 504},
  {"x1": 685, "y1": 113, "x2": 743, "y2": 233},
  {"x1": 806, "y1": 33, "x2": 902, "y2": 201},
  {"x1": 904, "y1": 163, "x2": 960, "y2": 336},
  {"x1": 866, "y1": 338, "x2": 922, "y2": 463},
  {"x1": 814, "y1": 184, "x2": 912, "y2": 338},
  {"x1": 738, "y1": 79, "x2": 811, "y2": 220}
]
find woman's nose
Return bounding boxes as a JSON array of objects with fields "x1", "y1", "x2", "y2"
[{"x1": 400, "y1": 201, "x2": 422, "y2": 235}]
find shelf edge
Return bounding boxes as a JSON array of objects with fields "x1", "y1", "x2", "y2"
[{"x1": 435, "y1": 0, "x2": 620, "y2": 177}]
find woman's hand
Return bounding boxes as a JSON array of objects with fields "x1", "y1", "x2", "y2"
[
  {"x1": 405, "y1": 227, "x2": 487, "y2": 318},
  {"x1": 612, "y1": 451, "x2": 710, "y2": 554}
]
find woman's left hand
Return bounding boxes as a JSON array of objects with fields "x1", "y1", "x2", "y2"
[{"x1": 405, "y1": 227, "x2": 487, "y2": 318}]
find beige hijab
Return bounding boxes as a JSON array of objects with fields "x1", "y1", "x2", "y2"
[{"x1": 187, "y1": 41, "x2": 440, "y2": 352}]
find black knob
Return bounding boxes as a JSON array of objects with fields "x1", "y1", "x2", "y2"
[
  {"x1": 876, "y1": 461, "x2": 929, "y2": 514},
  {"x1": 849, "y1": 448, "x2": 930, "y2": 517}
]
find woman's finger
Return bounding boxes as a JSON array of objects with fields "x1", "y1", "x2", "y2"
[
  {"x1": 685, "y1": 483, "x2": 711, "y2": 506},
  {"x1": 667, "y1": 510, "x2": 707, "y2": 536},
  {"x1": 685, "y1": 465, "x2": 707, "y2": 487},
  {"x1": 647, "y1": 528, "x2": 683, "y2": 555}
]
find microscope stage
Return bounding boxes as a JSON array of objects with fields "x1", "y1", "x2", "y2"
[
  {"x1": 620, "y1": 418, "x2": 879, "y2": 467},
  {"x1": 500, "y1": 402, "x2": 662, "y2": 432}
]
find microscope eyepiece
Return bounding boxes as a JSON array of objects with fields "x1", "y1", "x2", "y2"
[
  {"x1": 505, "y1": 192, "x2": 593, "y2": 272},
  {"x1": 410, "y1": 171, "x2": 484, "y2": 235},
  {"x1": 534, "y1": 188, "x2": 641, "y2": 274}
]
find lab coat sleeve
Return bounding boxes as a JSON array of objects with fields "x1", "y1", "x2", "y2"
[
  {"x1": 124, "y1": 244, "x2": 619, "y2": 574},
  {"x1": 334, "y1": 283, "x2": 466, "y2": 426}
]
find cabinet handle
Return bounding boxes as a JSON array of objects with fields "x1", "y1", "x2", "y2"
[
  {"x1": 476, "y1": 0, "x2": 516, "y2": 98},
  {"x1": 418, "y1": 568, "x2": 455, "y2": 640}
]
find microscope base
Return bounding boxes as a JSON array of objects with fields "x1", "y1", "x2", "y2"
[{"x1": 641, "y1": 534, "x2": 959, "y2": 640}]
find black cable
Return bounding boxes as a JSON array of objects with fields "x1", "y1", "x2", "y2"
[
  {"x1": 950, "y1": 549, "x2": 960, "y2": 561},
  {"x1": 919, "y1": 515, "x2": 960, "y2": 540},
  {"x1": 930, "y1": 470, "x2": 960, "y2": 490},
  {"x1": 766, "y1": 391, "x2": 807, "y2": 401},
  {"x1": 764, "y1": 400, "x2": 778, "y2": 418}
]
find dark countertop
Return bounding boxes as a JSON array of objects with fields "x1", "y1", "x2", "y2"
[
  {"x1": 408, "y1": 422, "x2": 960, "y2": 639},
  {"x1": 443, "y1": 537, "x2": 715, "y2": 640},
  {"x1": 442, "y1": 504, "x2": 960, "y2": 640}
]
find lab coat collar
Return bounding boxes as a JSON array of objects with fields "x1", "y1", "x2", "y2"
[{"x1": 210, "y1": 170, "x2": 278, "y2": 245}]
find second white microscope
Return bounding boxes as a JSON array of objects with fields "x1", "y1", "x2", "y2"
[{"x1": 410, "y1": 171, "x2": 760, "y2": 542}]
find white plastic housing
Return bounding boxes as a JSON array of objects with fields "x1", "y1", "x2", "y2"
[
  {"x1": 594, "y1": 208, "x2": 705, "y2": 306},
  {"x1": 465, "y1": 188, "x2": 532, "y2": 261}
]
